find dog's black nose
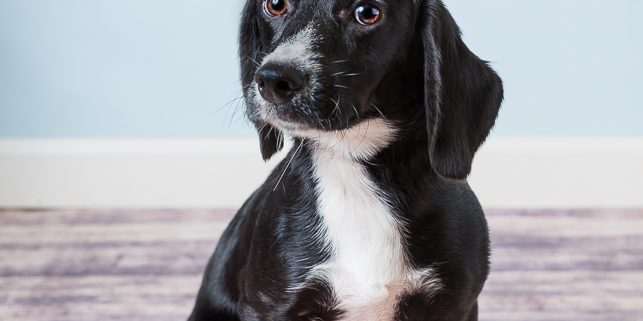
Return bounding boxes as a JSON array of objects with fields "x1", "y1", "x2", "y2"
[{"x1": 255, "y1": 63, "x2": 305, "y2": 104}]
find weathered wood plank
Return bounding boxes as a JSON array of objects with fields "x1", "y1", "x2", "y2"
[{"x1": 0, "y1": 208, "x2": 641, "y2": 321}]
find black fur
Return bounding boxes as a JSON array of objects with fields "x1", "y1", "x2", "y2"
[{"x1": 189, "y1": 0, "x2": 503, "y2": 320}]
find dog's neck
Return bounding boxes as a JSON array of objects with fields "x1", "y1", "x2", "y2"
[
  {"x1": 298, "y1": 105, "x2": 439, "y2": 317},
  {"x1": 297, "y1": 118, "x2": 398, "y2": 160}
]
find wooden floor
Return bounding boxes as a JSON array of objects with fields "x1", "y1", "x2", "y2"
[{"x1": 1, "y1": 208, "x2": 642, "y2": 321}]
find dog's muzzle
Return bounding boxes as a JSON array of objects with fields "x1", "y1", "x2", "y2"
[{"x1": 255, "y1": 62, "x2": 306, "y2": 105}]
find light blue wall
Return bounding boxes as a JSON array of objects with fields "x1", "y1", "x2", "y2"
[
  {"x1": 1, "y1": 0, "x2": 642, "y2": 138},
  {"x1": 451, "y1": 1, "x2": 643, "y2": 136}
]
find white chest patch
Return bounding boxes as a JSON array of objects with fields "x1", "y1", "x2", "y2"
[{"x1": 307, "y1": 119, "x2": 441, "y2": 320}]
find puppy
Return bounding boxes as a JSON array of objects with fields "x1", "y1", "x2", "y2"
[{"x1": 189, "y1": 0, "x2": 503, "y2": 320}]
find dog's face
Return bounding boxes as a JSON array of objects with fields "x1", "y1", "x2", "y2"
[
  {"x1": 240, "y1": 0, "x2": 504, "y2": 179},
  {"x1": 243, "y1": 0, "x2": 419, "y2": 133}
]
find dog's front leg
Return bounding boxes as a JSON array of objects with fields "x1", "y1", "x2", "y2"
[{"x1": 396, "y1": 295, "x2": 479, "y2": 321}]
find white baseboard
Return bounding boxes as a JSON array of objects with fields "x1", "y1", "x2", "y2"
[{"x1": 0, "y1": 138, "x2": 641, "y2": 209}]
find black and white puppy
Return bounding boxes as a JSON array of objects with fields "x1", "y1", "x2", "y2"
[{"x1": 189, "y1": 0, "x2": 503, "y2": 320}]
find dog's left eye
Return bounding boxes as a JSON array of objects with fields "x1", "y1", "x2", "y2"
[
  {"x1": 354, "y1": 3, "x2": 382, "y2": 25},
  {"x1": 264, "y1": 0, "x2": 288, "y2": 17}
]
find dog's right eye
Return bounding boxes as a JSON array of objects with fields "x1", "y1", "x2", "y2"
[
  {"x1": 264, "y1": 0, "x2": 288, "y2": 17},
  {"x1": 354, "y1": 3, "x2": 382, "y2": 26}
]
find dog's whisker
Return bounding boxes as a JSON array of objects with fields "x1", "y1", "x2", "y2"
[
  {"x1": 355, "y1": 118, "x2": 372, "y2": 152},
  {"x1": 273, "y1": 139, "x2": 305, "y2": 192},
  {"x1": 258, "y1": 121, "x2": 270, "y2": 133},
  {"x1": 337, "y1": 73, "x2": 361, "y2": 77},
  {"x1": 218, "y1": 92, "x2": 247, "y2": 127},
  {"x1": 228, "y1": 98, "x2": 247, "y2": 126},
  {"x1": 352, "y1": 104, "x2": 360, "y2": 120},
  {"x1": 370, "y1": 103, "x2": 393, "y2": 133},
  {"x1": 215, "y1": 94, "x2": 245, "y2": 114},
  {"x1": 329, "y1": 59, "x2": 349, "y2": 64},
  {"x1": 338, "y1": 122, "x2": 349, "y2": 151},
  {"x1": 329, "y1": 95, "x2": 341, "y2": 119},
  {"x1": 317, "y1": 116, "x2": 325, "y2": 131},
  {"x1": 253, "y1": 50, "x2": 266, "y2": 64},
  {"x1": 246, "y1": 55, "x2": 262, "y2": 67},
  {"x1": 333, "y1": 84, "x2": 350, "y2": 89},
  {"x1": 370, "y1": 103, "x2": 387, "y2": 119},
  {"x1": 278, "y1": 129, "x2": 284, "y2": 146}
]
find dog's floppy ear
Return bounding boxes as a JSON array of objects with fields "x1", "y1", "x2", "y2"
[
  {"x1": 419, "y1": 1, "x2": 503, "y2": 180},
  {"x1": 239, "y1": 0, "x2": 284, "y2": 160},
  {"x1": 255, "y1": 122, "x2": 284, "y2": 161},
  {"x1": 254, "y1": 119, "x2": 284, "y2": 161}
]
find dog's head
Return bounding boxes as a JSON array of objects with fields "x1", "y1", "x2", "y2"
[{"x1": 240, "y1": 0, "x2": 503, "y2": 179}]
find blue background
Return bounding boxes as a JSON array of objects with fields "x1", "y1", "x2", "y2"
[{"x1": 1, "y1": 0, "x2": 642, "y2": 138}]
